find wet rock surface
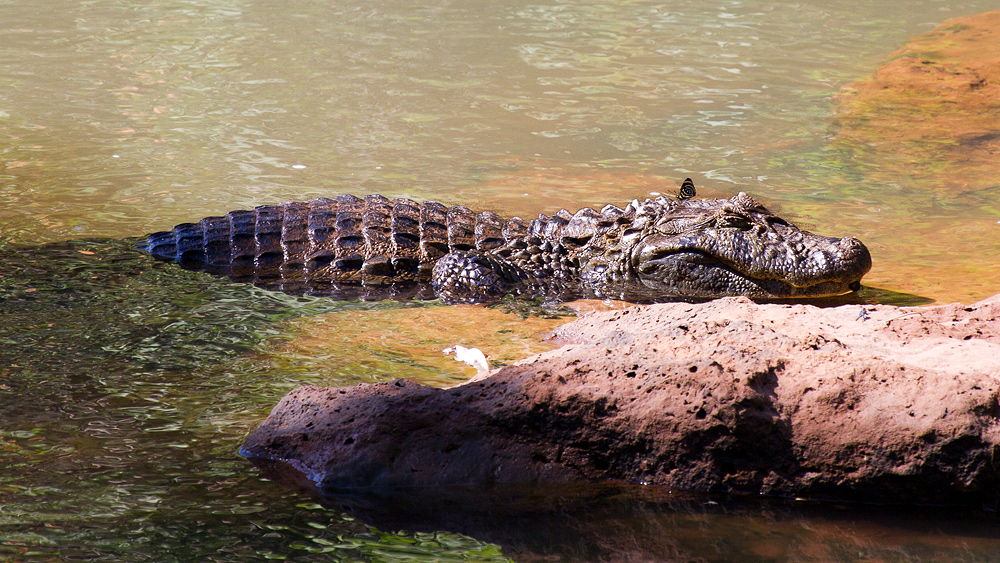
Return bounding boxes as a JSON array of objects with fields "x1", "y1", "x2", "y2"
[{"x1": 242, "y1": 295, "x2": 1000, "y2": 506}]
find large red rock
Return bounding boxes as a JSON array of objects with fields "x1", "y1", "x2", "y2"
[{"x1": 241, "y1": 295, "x2": 1000, "y2": 506}]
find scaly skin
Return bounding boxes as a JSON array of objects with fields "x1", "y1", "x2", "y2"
[{"x1": 141, "y1": 193, "x2": 872, "y2": 303}]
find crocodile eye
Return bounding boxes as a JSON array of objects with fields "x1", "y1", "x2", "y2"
[{"x1": 718, "y1": 214, "x2": 752, "y2": 230}]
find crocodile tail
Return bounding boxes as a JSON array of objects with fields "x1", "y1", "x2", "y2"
[
  {"x1": 142, "y1": 221, "x2": 215, "y2": 264},
  {"x1": 140, "y1": 195, "x2": 525, "y2": 288},
  {"x1": 140, "y1": 206, "x2": 277, "y2": 280}
]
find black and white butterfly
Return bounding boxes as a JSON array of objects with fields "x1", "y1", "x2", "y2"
[{"x1": 677, "y1": 178, "x2": 696, "y2": 201}]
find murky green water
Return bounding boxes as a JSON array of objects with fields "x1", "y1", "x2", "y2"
[{"x1": 2, "y1": 0, "x2": 1000, "y2": 560}]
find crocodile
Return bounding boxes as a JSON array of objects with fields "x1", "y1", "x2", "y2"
[{"x1": 140, "y1": 192, "x2": 872, "y2": 303}]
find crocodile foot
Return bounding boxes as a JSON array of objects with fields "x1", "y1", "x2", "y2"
[{"x1": 431, "y1": 250, "x2": 529, "y2": 304}]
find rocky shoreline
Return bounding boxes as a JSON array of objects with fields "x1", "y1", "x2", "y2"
[{"x1": 242, "y1": 294, "x2": 1000, "y2": 507}]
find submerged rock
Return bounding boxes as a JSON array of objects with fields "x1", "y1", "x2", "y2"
[
  {"x1": 242, "y1": 295, "x2": 1000, "y2": 506},
  {"x1": 832, "y1": 10, "x2": 1000, "y2": 191}
]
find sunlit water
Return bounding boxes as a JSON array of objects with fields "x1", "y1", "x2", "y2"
[{"x1": 2, "y1": 0, "x2": 999, "y2": 561}]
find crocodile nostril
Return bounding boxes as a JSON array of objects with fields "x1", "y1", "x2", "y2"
[{"x1": 842, "y1": 236, "x2": 864, "y2": 250}]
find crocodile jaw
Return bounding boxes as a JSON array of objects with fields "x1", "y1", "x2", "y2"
[{"x1": 630, "y1": 232, "x2": 872, "y2": 299}]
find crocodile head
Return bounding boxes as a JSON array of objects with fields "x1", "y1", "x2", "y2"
[{"x1": 577, "y1": 192, "x2": 872, "y2": 300}]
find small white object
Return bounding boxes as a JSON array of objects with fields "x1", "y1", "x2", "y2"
[
  {"x1": 443, "y1": 344, "x2": 490, "y2": 373},
  {"x1": 291, "y1": 164, "x2": 306, "y2": 169}
]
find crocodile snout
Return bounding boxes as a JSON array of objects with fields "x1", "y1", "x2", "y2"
[{"x1": 837, "y1": 236, "x2": 873, "y2": 282}]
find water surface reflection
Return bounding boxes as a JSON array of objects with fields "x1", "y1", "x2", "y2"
[{"x1": 259, "y1": 460, "x2": 1000, "y2": 563}]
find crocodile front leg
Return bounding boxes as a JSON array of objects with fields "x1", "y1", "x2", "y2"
[{"x1": 430, "y1": 250, "x2": 531, "y2": 304}]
